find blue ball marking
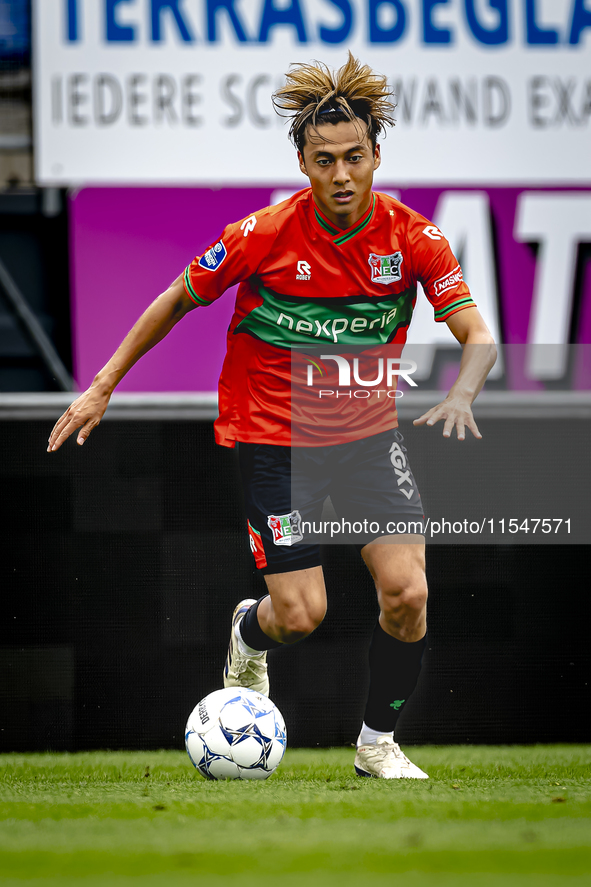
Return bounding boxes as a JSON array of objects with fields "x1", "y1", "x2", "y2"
[{"x1": 198, "y1": 741, "x2": 226, "y2": 780}]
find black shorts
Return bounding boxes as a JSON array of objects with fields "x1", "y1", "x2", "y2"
[{"x1": 239, "y1": 428, "x2": 424, "y2": 575}]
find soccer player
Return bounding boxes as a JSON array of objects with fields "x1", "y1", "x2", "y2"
[{"x1": 48, "y1": 54, "x2": 496, "y2": 779}]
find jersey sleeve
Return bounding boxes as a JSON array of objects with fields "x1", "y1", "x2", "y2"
[
  {"x1": 183, "y1": 210, "x2": 276, "y2": 307},
  {"x1": 410, "y1": 220, "x2": 477, "y2": 322}
]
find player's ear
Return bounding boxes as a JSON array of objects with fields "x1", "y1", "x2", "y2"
[
  {"x1": 298, "y1": 151, "x2": 308, "y2": 177},
  {"x1": 373, "y1": 143, "x2": 381, "y2": 172}
]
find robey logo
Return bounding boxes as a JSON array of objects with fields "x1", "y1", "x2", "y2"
[
  {"x1": 240, "y1": 216, "x2": 257, "y2": 237},
  {"x1": 296, "y1": 260, "x2": 311, "y2": 280}
]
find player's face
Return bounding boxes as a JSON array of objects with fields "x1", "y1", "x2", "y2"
[{"x1": 298, "y1": 119, "x2": 381, "y2": 230}]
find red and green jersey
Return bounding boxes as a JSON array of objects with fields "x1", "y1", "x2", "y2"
[{"x1": 183, "y1": 189, "x2": 475, "y2": 448}]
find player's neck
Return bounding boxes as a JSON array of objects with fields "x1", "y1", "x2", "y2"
[{"x1": 313, "y1": 193, "x2": 373, "y2": 231}]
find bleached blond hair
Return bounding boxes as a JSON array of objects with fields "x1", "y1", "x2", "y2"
[{"x1": 273, "y1": 52, "x2": 396, "y2": 152}]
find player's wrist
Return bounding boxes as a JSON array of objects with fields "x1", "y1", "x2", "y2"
[
  {"x1": 444, "y1": 387, "x2": 476, "y2": 407},
  {"x1": 91, "y1": 369, "x2": 119, "y2": 398}
]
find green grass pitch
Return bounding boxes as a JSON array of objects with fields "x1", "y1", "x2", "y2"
[{"x1": 0, "y1": 745, "x2": 590, "y2": 887}]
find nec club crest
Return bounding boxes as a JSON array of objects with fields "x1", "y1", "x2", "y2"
[
  {"x1": 368, "y1": 251, "x2": 403, "y2": 285},
  {"x1": 267, "y1": 510, "x2": 303, "y2": 546}
]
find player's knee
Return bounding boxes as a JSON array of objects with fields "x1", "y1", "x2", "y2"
[
  {"x1": 381, "y1": 572, "x2": 427, "y2": 604},
  {"x1": 405, "y1": 581, "x2": 428, "y2": 615},
  {"x1": 379, "y1": 576, "x2": 428, "y2": 629},
  {"x1": 276, "y1": 600, "x2": 326, "y2": 644}
]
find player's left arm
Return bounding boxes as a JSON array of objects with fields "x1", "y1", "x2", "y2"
[{"x1": 413, "y1": 306, "x2": 497, "y2": 440}]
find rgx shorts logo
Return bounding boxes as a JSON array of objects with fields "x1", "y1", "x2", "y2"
[
  {"x1": 267, "y1": 511, "x2": 303, "y2": 546},
  {"x1": 368, "y1": 251, "x2": 403, "y2": 285},
  {"x1": 198, "y1": 241, "x2": 226, "y2": 271}
]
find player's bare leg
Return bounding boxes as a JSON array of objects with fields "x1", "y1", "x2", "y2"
[
  {"x1": 363, "y1": 537, "x2": 427, "y2": 641},
  {"x1": 259, "y1": 566, "x2": 327, "y2": 644},
  {"x1": 224, "y1": 566, "x2": 327, "y2": 697},
  {"x1": 354, "y1": 537, "x2": 429, "y2": 779}
]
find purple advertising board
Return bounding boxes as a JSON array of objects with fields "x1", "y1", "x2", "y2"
[{"x1": 70, "y1": 186, "x2": 591, "y2": 392}]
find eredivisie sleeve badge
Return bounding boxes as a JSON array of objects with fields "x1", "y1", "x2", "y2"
[
  {"x1": 368, "y1": 252, "x2": 403, "y2": 285},
  {"x1": 198, "y1": 241, "x2": 227, "y2": 271}
]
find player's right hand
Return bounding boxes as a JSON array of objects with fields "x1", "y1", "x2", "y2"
[{"x1": 47, "y1": 386, "x2": 111, "y2": 452}]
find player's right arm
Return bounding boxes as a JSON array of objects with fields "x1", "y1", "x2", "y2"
[
  {"x1": 49, "y1": 207, "x2": 275, "y2": 453},
  {"x1": 47, "y1": 274, "x2": 195, "y2": 452}
]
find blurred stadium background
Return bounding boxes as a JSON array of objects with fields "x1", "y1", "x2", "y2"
[{"x1": 1, "y1": 0, "x2": 589, "y2": 752}]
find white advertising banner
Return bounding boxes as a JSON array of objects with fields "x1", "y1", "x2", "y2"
[{"x1": 33, "y1": 0, "x2": 591, "y2": 184}]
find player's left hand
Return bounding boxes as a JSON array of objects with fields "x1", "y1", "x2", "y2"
[{"x1": 413, "y1": 395, "x2": 481, "y2": 441}]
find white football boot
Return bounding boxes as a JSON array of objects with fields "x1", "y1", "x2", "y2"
[
  {"x1": 354, "y1": 736, "x2": 429, "y2": 779},
  {"x1": 223, "y1": 599, "x2": 270, "y2": 697}
]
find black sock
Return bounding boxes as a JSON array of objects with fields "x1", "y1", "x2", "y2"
[
  {"x1": 363, "y1": 622, "x2": 426, "y2": 734},
  {"x1": 239, "y1": 596, "x2": 283, "y2": 652}
]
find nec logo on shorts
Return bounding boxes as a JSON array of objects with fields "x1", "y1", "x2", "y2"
[
  {"x1": 368, "y1": 252, "x2": 403, "y2": 285},
  {"x1": 433, "y1": 265, "x2": 463, "y2": 298},
  {"x1": 296, "y1": 260, "x2": 311, "y2": 280},
  {"x1": 267, "y1": 511, "x2": 303, "y2": 546},
  {"x1": 198, "y1": 241, "x2": 226, "y2": 272}
]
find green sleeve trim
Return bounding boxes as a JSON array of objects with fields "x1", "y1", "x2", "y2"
[
  {"x1": 184, "y1": 266, "x2": 213, "y2": 306},
  {"x1": 434, "y1": 297, "x2": 475, "y2": 321}
]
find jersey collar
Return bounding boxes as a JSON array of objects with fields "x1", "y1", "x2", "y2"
[{"x1": 312, "y1": 193, "x2": 376, "y2": 246}]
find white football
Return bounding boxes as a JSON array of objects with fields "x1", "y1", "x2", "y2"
[{"x1": 185, "y1": 687, "x2": 287, "y2": 780}]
